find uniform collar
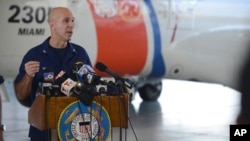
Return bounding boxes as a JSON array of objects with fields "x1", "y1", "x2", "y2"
[{"x1": 41, "y1": 37, "x2": 77, "y2": 55}]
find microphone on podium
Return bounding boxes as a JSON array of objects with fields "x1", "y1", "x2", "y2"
[
  {"x1": 42, "y1": 67, "x2": 54, "y2": 83},
  {"x1": 78, "y1": 64, "x2": 100, "y2": 84},
  {"x1": 60, "y1": 78, "x2": 77, "y2": 96},
  {"x1": 55, "y1": 66, "x2": 98, "y2": 106},
  {"x1": 95, "y1": 62, "x2": 135, "y2": 89},
  {"x1": 41, "y1": 67, "x2": 54, "y2": 96},
  {"x1": 54, "y1": 70, "x2": 68, "y2": 85},
  {"x1": 57, "y1": 71, "x2": 95, "y2": 105},
  {"x1": 71, "y1": 82, "x2": 98, "y2": 106}
]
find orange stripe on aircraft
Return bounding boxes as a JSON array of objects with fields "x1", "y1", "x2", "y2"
[{"x1": 88, "y1": 0, "x2": 147, "y2": 76}]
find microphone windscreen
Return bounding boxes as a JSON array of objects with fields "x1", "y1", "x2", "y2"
[
  {"x1": 74, "y1": 61, "x2": 84, "y2": 70},
  {"x1": 73, "y1": 85, "x2": 97, "y2": 106},
  {"x1": 95, "y1": 62, "x2": 107, "y2": 72}
]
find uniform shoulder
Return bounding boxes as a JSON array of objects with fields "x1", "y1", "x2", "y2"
[{"x1": 70, "y1": 42, "x2": 88, "y2": 52}]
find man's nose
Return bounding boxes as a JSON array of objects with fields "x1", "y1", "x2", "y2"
[{"x1": 69, "y1": 21, "x2": 75, "y2": 28}]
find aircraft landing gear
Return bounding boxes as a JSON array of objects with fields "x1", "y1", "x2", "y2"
[{"x1": 138, "y1": 81, "x2": 162, "y2": 101}]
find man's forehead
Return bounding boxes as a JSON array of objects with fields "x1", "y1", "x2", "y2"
[
  {"x1": 51, "y1": 8, "x2": 73, "y2": 18},
  {"x1": 56, "y1": 12, "x2": 75, "y2": 22},
  {"x1": 57, "y1": 9, "x2": 73, "y2": 16}
]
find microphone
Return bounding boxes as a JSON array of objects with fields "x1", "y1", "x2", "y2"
[
  {"x1": 96, "y1": 85, "x2": 107, "y2": 94},
  {"x1": 71, "y1": 83, "x2": 98, "y2": 106},
  {"x1": 78, "y1": 64, "x2": 94, "y2": 75},
  {"x1": 77, "y1": 63, "x2": 101, "y2": 85},
  {"x1": 95, "y1": 62, "x2": 135, "y2": 89},
  {"x1": 51, "y1": 84, "x2": 61, "y2": 96},
  {"x1": 52, "y1": 70, "x2": 70, "y2": 96},
  {"x1": 106, "y1": 80, "x2": 123, "y2": 95},
  {"x1": 72, "y1": 61, "x2": 84, "y2": 81},
  {"x1": 58, "y1": 72, "x2": 97, "y2": 105},
  {"x1": 54, "y1": 70, "x2": 68, "y2": 85},
  {"x1": 73, "y1": 61, "x2": 84, "y2": 71},
  {"x1": 41, "y1": 67, "x2": 54, "y2": 96},
  {"x1": 61, "y1": 78, "x2": 77, "y2": 96},
  {"x1": 42, "y1": 67, "x2": 54, "y2": 83},
  {"x1": 54, "y1": 64, "x2": 98, "y2": 105},
  {"x1": 42, "y1": 83, "x2": 53, "y2": 96},
  {"x1": 83, "y1": 73, "x2": 101, "y2": 85}
]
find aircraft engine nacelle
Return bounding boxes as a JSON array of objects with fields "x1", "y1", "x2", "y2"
[{"x1": 165, "y1": 26, "x2": 250, "y2": 90}]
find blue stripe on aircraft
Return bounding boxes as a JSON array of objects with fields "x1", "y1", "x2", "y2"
[{"x1": 144, "y1": 0, "x2": 166, "y2": 77}]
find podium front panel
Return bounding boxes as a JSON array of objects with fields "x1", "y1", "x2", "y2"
[{"x1": 28, "y1": 94, "x2": 129, "y2": 130}]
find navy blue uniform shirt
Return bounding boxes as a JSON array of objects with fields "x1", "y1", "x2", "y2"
[{"x1": 14, "y1": 37, "x2": 92, "y2": 141}]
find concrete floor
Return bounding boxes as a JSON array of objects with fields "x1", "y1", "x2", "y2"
[{"x1": 1, "y1": 79, "x2": 240, "y2": 141}]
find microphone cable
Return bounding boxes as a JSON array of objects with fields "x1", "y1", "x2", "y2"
[
  {"x1": 76, "y1": 100, "x2": 92, "y2": 140},
  {"x1": 74, "y1": 85, "x2": 95, "y2": 140},
  {"x1": 73, "y1": 66, "x2": 81, "y2": 82},
  {"x1": 95, "y1": 94, "x2": 104, "y2": 141},
  {"x1": 45, "y1": 94, "x2": 51, "y2": 141},
  {"x1": 45, "y1": 91, "x2": 59, "y2": 141},
  {"x1": 76, "y1": 95, "x2": 108, "y2": 141},
  {"x1": 108, "y1": 95, "x2": 113, "y2": 141},
  {"x1": 118, "y1": 93, "x2": 139, "y2": 141},
  {"x1": 117, "y1": 94, "x2": 123, "y2": 141}
]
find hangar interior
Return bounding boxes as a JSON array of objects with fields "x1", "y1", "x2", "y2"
[{"x1": 1, "y1": 79, "x2": 240, "y2": 141}]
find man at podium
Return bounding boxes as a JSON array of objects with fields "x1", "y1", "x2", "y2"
[{"x1": 14, "y1": 7, "x2": 92, "y2": 141}]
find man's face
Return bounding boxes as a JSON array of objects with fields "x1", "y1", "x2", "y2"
[{"x1": 52, "y1": 9, "x2": 75, "y2": 42}]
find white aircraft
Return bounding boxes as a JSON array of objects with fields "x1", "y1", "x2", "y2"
[{"x1": 0, "y1": 0, "x2": 250, "y2": 104}]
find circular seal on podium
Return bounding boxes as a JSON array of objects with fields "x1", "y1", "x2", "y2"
[{"x1": 58, "y1": 101, "x2": 111, "y2": 141}]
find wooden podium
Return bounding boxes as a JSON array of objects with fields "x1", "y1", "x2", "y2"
[{"x1": 28, "y1": 94, "x2": 129, "y2": 131}]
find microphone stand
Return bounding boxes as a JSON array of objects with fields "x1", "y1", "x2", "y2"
[{"x1": 113, "y1": 79, "x2": 139, "y2": 141}]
